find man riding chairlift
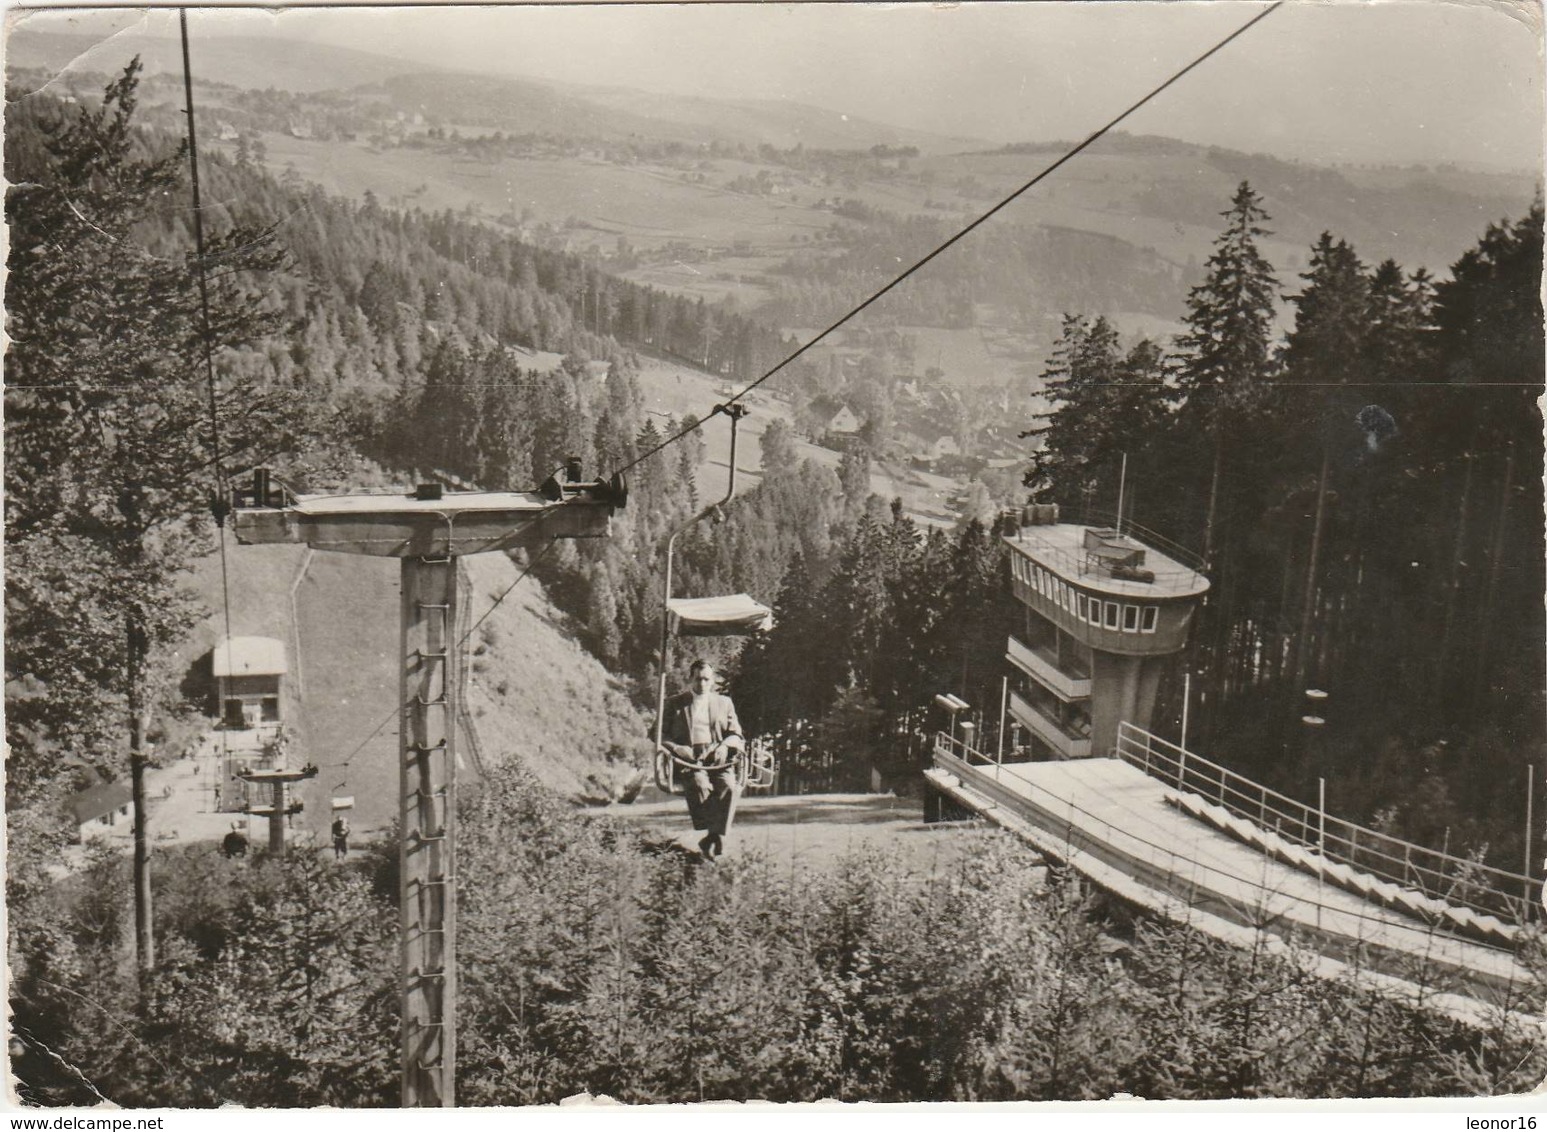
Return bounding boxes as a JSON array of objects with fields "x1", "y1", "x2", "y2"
[{"x1": 659, "y1": 659, "x2": 744, "y2": 860}]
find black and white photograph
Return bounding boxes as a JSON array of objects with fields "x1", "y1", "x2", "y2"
[{"x1": 3, "y1": 0, "x2": 1544, "y2": 1112}]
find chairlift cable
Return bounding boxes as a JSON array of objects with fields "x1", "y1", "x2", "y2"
[
  {"x1": 609, "y1": 1, "x2": 1283, "y2": 482},
  {"x1": 192, "y1": 1, "x2": 1279, "y2": 826},
  {"x1": 180, "y1": 12, "x2": 235, "y2": 765},
  {"x1": 460, "y1": 517, "x2": 562, "y2": 643}
]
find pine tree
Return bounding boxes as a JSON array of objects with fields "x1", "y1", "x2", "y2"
[
  {"x1": 1364, "y1": 259, "x2": 1436, "y2": 393},
  {"x1": 1280, "y1": 232, "x2": 1370, "y2": 690},
  {"x1": 1025, "y1": 314, "x2": 1119, "y2": 492},
  {"x1": 880, "y1": 521, "x2": 953, "y2": 724},
  {"x1": 1024, "y1": 315, "x2": 1167, "y2": 516},
  {"x1": 1174, "y1": 181, "x2": 1280, "y2": 564},
  {"x1": 940, "y1": 520, "x2": 1011, "y2": 712},
  {"x1": 735, "y1": 552, "x2": 823, "y2": 729},
  {"x1": 1284, "y1": 233, "x2": 1369, "y2": 392},
  {"x1": 1430, "y1": 204, "x2": 1545, "y2": 723}
]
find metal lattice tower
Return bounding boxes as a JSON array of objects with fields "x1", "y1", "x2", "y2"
[{"x1": 233, "y1": 470, "x2": 622, "y2": 1106}]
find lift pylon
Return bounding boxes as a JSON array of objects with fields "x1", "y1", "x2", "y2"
[
  {"x1": 239, "y1": 764, "x2": 317, "y2": 853},
  {"x1": 233, "y1": 469, "x2": 622, "y2": 1107}
]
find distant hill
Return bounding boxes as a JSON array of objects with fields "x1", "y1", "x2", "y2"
[
  {"x1": 930, "y1": 133, "x2": 1538, "y2": 279},
  {"x1": 4, "y1": 28, "x2": 446, "y2": 95},
  {"x1": 568, "y1": 86, "x2": 985, "y2": 153},
  {"x1": 4, "y1": 28, "x2": 983, "y2": 153},
  {"x1": 379, "y1": 71, "x2": 704, "y2": 145},
  {"x1": 10, "y1": 30, "x2": 1534, "y2": 386},
  {"x1": 375, "y1": 71, "x2": 984, "y2": 153}
]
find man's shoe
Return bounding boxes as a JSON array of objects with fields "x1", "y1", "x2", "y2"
[{"x1": 699, "y1": 836, "x2": 715, "y2": 859}]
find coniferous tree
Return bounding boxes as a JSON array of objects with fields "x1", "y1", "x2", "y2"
[
  {"x1": 1024, "y1": 314, "x2": 1122, "y2": 503},
  {"x1": 735, "y1": 552, "x2": 823, "y2": 730},
  {"x1": 1165, "y1": 182, "x2": 1282, "y2": 748},
  {"x1": 1364, "y1": 260, "x2": 1437, "y2": 393},
  {"x1": 939, "y1": 520, "x2": 1011, "y2": 716},
  {"x1": 1283, "y1": 233, "x2": 1370, "y2": 391},
  {"x1": 1173, "y1": 181, "x2": 1280, "y2": 564},
  {"x1": 1430, "y1": 203, "x2": 1544, "y2": 729},
  {"x1": 821, "y1": 513, "x2": 892, "y2": 697},
  {"x1": 1025, "y1": 315, "x2": 1168, "y2": 519},
  {"x1": 1280, "y1": 233, "x2": 1370, "y2": 691}
]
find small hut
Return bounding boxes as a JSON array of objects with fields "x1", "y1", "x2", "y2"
[{"x1": 66, "y1": 780, "x2": 133, "y2": 843}]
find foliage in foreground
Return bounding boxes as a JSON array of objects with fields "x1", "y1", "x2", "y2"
[
  {"x1": 9, "y1": 845, "x2": 397, "y2": 1107},
  {"x1": 454, "y1": 767, "x2": 1546, "y2": 1104},
  {"x1": 9, "y1": 763, "x2": 1545, "y2": 1106}
]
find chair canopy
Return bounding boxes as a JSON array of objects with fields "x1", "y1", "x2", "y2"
[{"x1": 667, "y1": 594, "x2": 774, "y2": 637}]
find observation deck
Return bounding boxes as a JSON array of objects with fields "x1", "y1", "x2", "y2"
[
  {"x1": 1005, "y1": 522, "x2": 1208, "y2": 658},
  {"x1": 1006, "y1": 522, "x2": 1209, "y2": 600}
]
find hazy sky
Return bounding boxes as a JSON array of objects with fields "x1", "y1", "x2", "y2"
[{"x1": 15, "y1": 1, "x2": 1545, "y2": 171}]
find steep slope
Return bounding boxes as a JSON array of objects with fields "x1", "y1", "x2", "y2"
[
  {"x1": 458, "y1": 553, "x2": 649, "y2": 804},
  {"x1": 183, "y1": 533, "x2": 648, "y2": 840}
]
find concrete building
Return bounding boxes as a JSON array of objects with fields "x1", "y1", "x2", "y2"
[
  {"x1": 1003, "y1": 513, "x2": 1208, "y2": 761},
  {"x1": 213, "y1": 635, "x2": 287, "y2": 730}
]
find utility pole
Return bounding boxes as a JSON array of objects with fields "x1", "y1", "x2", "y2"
[
  {"x1": 1115, "y1": 451, "x2": 1128, "y2": 536},
  {"x1": 233, "y1": 467, "x2": 622, "y2": 1107},
  {"x1": 1293, "y1": 447, "x2": 1331, "y2": 692},
  {"x1": 128, "y1": 614, "x2": 153, "y2": 978}
]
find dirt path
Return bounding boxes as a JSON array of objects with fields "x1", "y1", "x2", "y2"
[{"x1": 587, "y1": 791, "x2": 989, "y2": 877}]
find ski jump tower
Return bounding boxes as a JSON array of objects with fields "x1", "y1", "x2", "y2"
[
  {"x1": 1003, "y1": 509, "x2": 1209, "y2": 761},
  {"x1": 232, "y1": 467, "x2": 623, "y2": 1107}
]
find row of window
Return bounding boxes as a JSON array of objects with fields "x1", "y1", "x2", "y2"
[{"x1": 1011, "y1": 555, "x2": 1160, "y2": 633}]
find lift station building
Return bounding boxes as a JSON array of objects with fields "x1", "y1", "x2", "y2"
[{"x1": 214, "y1": 635, "x2": 287, "y2": 730}]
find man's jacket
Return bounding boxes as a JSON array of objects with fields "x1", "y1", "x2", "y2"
[{"x1": 664, "y1": 691, "x2": 743, "y2": 760}]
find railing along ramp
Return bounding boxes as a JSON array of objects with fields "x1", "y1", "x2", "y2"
[{"x1": 926, "y1": 723, "x2": 1538, "y2": 1022}]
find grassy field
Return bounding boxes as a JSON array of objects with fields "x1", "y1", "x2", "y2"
[
  {"x1": 287, "y1": 550, "x2": 402, "y2": 841},
  {"x1": 634, "y1": 354, "x2": 793, "y2": 501},
  {"x1": 902, "y1": 325, "x2": 1021, "y2": 388},
  {"x1": 261, "y1": 134, "x2": 832, "y2": 253},
  {"x1": 277, "y1": 546, "x2": 658, "y2": 835}
]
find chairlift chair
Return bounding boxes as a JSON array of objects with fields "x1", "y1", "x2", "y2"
[
  {"x1": 653, "y1": 593, "x2": 777, "y2": 794},
  {"x1": 651, "y1": 405, "x2": 777, "y2": 797}
]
